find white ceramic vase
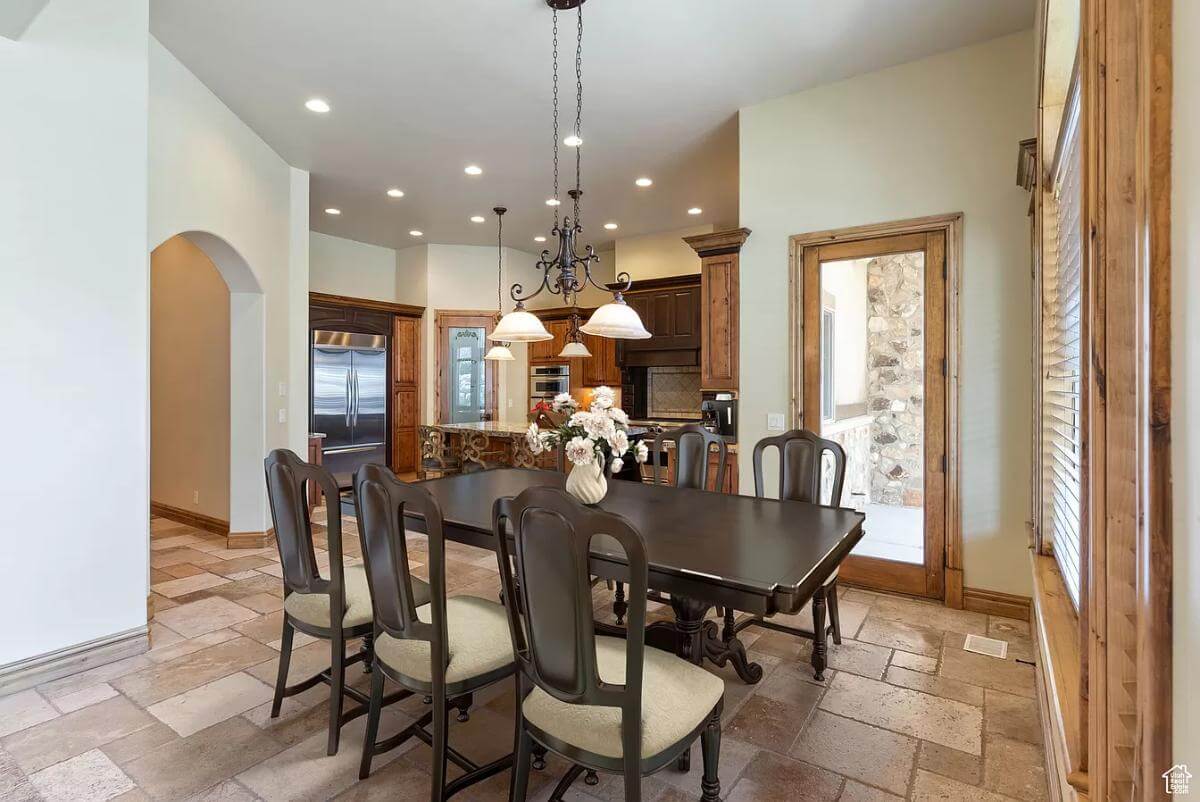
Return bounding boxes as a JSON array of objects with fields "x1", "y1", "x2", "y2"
[{"x1": 565, "y1": 460, "x2": 608, "y2": 505}]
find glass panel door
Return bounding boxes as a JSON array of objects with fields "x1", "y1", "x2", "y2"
[
  {"x1": 819, "y1": 252, "x2": 925, "y2": 566},
  {"x1": 448, "y1": 326, "x2": 486, "y2": 423}
]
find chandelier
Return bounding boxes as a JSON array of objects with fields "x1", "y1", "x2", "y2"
[
  {"x1": 490, "y1": 0, "x2": 650, "y2": 344},
  {"x1": 483, "y1": 206, "x2": 514, "y2": 362}
]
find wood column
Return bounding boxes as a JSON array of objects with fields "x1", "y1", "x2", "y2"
[{"x1": 684, "y1": 228, "x2": 750, "y2": 392}]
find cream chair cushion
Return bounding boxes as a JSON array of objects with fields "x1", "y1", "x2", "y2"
[
  {"x1": 284, "y1": 564, "x2": 430, "y2": 630},
  {"x1": 522, "y1": 636, "x2": 724, "y2": 759},
  {"x1": 374, "y1": 595, "x2": 514, "y2": 684}
]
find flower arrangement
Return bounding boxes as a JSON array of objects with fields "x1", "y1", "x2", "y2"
[{"x1": 525, "y1": 386, "x2": 649, "y2": 474}]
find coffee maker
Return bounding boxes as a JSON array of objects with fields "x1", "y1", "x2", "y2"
[{"x1": 700, "y1": 391, "x2": 738, "y2": 439}]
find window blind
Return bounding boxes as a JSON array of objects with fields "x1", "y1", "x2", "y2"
[{"x1": 1041, "y1": 88, "x2": 1083, "y2": 610}]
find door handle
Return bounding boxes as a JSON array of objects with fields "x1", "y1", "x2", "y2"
[
  {"x1": 352, "y1": 371, "x2": 360, "y2": 427},
  {"x1": 345, "y1": 370, "x2": 352, "y2": 427}
]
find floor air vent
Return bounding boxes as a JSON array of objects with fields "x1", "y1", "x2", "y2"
[{"x1": 962, "y1": 634, "x2": 1008, "y2": 659}]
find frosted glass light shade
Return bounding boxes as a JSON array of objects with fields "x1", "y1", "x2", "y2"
[
  {"x1": 580, "y1": 299, "x2": 651, "y2": 339},
  {"x1": 491, "y1": 309, "x2": 552, "y2": 342},
  {"x1": 483, "y1": 344, "x2": 514, "y2": 361},
  {"x1": 558, "y1": 340, "x2": 592, "y2": 358}
]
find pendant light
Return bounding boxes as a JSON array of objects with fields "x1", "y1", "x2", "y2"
[
  {"x1": 558, "y1": 309, "x2": 592, "y2": 358},
  {"x1": 484, "y1": 207, "x2": 516, "y2": 361},
  {"x1": 491, "y1": 0, "x2": 650, "y2": 342}
]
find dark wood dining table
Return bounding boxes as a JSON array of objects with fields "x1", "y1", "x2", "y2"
[{"x1": 405, "y1": 467, "x2": 865, "y2": 687}]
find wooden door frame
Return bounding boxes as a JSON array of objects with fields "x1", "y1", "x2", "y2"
[
  {"x1": 434, "y1": 310, "x2": 500, "y2": 425},
  {"x1": 789, "y1": 213, "x2": 963, "y2": 604}
]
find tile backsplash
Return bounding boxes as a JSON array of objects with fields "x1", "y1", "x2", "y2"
[{"x1": 647, "y1": 367, "x2": 702, "y2": 419}]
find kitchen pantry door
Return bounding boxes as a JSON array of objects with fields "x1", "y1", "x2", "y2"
[{"x1": 798, "y1": 229, "x2": 949, "y2": 599}]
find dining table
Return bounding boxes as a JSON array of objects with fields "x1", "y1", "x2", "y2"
[{"x1": 404, "y1": 467, "x2": 866, "y2": 689}]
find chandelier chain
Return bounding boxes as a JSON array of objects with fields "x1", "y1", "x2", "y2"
[
  {"x1": 551, "y1": 9, "x2": 560, "y2": 228},
  {"x1": 496, "y1": 211, "x2": 503, "y2": 314},
  {"x1": 573, "y1": 3, "x2": 583, "y2": 224}
]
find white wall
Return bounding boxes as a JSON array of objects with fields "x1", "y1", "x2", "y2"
[
  {"x1": 149, "y1": 37, "x2": 309, "y2": 535},
  {"x1": 1173, "y1": 0, "x2": 1199, "y2": 767},
  {"x1": 822, "y1": 258, "x2": 870, "y2": 407},
  {"x1": 739, "y1": 31, "x2": 1035, "y2": 595},
  {"x1": 310, "y1": 231, "x2": 426, "y2": 307},
  {"x1": 615, "y1": 225, "x2": 712, "y2": 281},
  {"x1": 0, "y1": 0, "x2": 150, "y2": 666}
]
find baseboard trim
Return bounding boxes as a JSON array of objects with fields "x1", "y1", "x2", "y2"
[
  {"x1": 963, "y1": 586, "x2": 1032, "y2": 620},
  {"x1": 0, "y1": 626, "x2": 149, "y2": 695},
  {"x1": 150, "y1": 501, "x2": 230, "y2": 536},
  {"x1": 227, "y1": 529, "x2": 275, "y2": 549}
]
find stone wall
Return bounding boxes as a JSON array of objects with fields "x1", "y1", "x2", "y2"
[
  {"x1": 867, "y1": 252, "x2": 925, "y2": 506},
  {"x1": 822, "y1": 415, "x2": 872, "y2": 510}
]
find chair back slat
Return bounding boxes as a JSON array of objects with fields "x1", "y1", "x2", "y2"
[
  {"x1": 353, "y1": 464, "x2": 440, "y2": 646},
  {"x1": 652, "y1": 424, "x2": 728, "y2": 491},
  {"x1": 493, "y1": 488, "x2": 647, "y2": 720},
  {"x1": 264, "y1": 449, "x2": 339, "y2": 596},
  {"x1": 752, "y1": 429, "x2": 847, "y2": 506}
]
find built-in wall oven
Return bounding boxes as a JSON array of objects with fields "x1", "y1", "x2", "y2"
[{"x1": 530, "y1": 364, "x2": 570, "y2": 402}]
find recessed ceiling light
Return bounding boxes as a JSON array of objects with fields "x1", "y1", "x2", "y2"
[
  {"x1": 687, "y1": 207, "x2": 703, "y2": 215},
  {"x1": 409, "y1": 230, "x2": 423, "y2": 237},
  {"x1": 563, "y1": 134, "x2": 583, "y2": 147},
  {"x1": 635, "y1": 177, "x2": 653, "y2": 187},
  {"x1": 470, "y1": 215, "x2": 486, "y2": 223},
  {"x1": 604, "y1": 222, "x2": 618, "y2": 230},
  {"x1": 534, "y1": 236, "x2": 547, "y2": 243},
  {"x1": 386, "y1": 188, "x2": 405, "y2": 198},
  {"x1": 324, "y1": 207, "x2": 341, "y2": 215},
  {"x1": 305, "y1": 98, "x2": 331, "y2": 114},
  {"x1": 464, "y1": 165, "x2": 483, "y2": 176},
  {"x1": 546, "y1": 198, "x2": 561, "y2": 207}
]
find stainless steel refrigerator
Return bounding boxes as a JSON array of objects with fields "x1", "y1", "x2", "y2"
[{"x1": 311, "y1": 330, "x2": 388, "y2": 487}]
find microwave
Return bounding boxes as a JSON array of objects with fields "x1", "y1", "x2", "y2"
[{"x1": 530, "y1": 364, "x2": 570, "y2": 400}]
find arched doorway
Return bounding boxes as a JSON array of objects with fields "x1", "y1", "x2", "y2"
[{"x1": 149, "y1": 231, "x2": 267, "y2": 543}]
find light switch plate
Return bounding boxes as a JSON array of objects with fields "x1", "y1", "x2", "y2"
[
  {"x1": 278, "y1": 382, "x2": 287, "y2": 397},
  {"x1": 278, "y1": 408, "x2": 287, "y2": 423},
  {"x1": 767, "y1": 413, "x2": 786, "y2": 431}
]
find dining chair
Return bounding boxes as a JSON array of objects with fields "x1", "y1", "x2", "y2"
[
  {"x1": 264, "y1": 449, "x2": 428, "y2": 755},
  {"x1": 608, "y1": 424, "x2": 729, "y2": 626},
  {"x1": 353, "y1": 463, "x2": 516, "y2": 798},
  {"x1": 493, "y1": 487, "x2": 725, "y2": 802},
  {"x1": 726, "y1": 429, "x2": 847, "y2": 680},
  {"x1": 650, "y1": 423, "x2": 728, "y2": 491}
]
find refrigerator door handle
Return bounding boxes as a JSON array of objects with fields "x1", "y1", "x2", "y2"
[
  {"x1": 345, "y1": 370, "x2": 352, "y2": 427},
  {"x1": 351, "y1": 370, "x2": 359, "y2": 428}
]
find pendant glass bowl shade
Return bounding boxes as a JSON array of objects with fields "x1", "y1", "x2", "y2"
[
  {"x1": 558, "y1": 339, "x2": 591, "y2": 358},
  {"x1": 490, "y1": 307, "x2": 552, "y2": 342},
  {"x1": 483, "y1": 343, "x2": 515, "y2": 361},
  {"x1": 580, "y1": 298, "x2": 651, "y2": 339}
]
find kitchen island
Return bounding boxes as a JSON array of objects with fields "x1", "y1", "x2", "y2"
[{"x1": 419, "y1": 420, "x2": 649, "y2": 476}]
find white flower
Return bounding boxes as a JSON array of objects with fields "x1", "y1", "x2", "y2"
[
  {"x1": 635, "y1": 440, "x2": 650, "y2": 464},
  {"x1": 565, "y1": 436, "x2": 596, "y2": 466},
  {"x1": 607, "y1": 428, "x2": 629, "y2": 455},
  {"x1": 591, "y1": 386, "x2": 615, "y2": 410},
  {"x1": 572, "y1": 410, "x2": 614, "y2": 441},
  {"x1": 610, "y1": 457, "x2": 624, "y2": 474},
  {"x1": 607, "y1": 407, "x2": 629, "y2": 426},
  {"x1": 524, "y1": 423, "x2": 545, "y2": 455},
  {"x1": 552, "y1": 392, "x2": 578, "y2": 413}
]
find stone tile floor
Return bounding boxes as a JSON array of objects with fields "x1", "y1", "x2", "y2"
[{"x1": 0, "y1": 513, "x2": 1047, "y2": 801}]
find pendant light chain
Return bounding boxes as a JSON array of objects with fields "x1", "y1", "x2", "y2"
[
  {"x1": 551, "y1": 10, "x2": 560, "y2": 228},
  {"x1": 573, "y1": 3, "x2": 583, "y2": 225},
  {"x1": 496, "y1": 210, "x2": 504, "y2": 315}
]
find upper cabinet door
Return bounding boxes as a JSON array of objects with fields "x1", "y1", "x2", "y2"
[
  {"x1": 700, "y1": 255, "x2": 739, "y2": 389},
  {"x1": 621, "y1": 284, "x2": 700, "y2": 352},
  {"x1": 393, "y1": 316, "x2": 420, "y2": 386}
]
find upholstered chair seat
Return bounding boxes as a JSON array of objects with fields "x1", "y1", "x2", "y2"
[
  {"x1": 283, "y1": 564, "x2": 430, "y2": 630},
  {"x1": 522, "y1": 636, "x2": 724, "y2": 760},
  {"x1": 374, "y1": 595, "x2": 513, "y2": 685}
]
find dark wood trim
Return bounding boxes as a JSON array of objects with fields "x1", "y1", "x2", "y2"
[
  {"x1": 309, "y1": 291, "x2": 424, "y2": 318},
  {"x1": 533, "y1": 305, "x2": 598, "y2": 321},
  {"x1": 150, "y1": 501, "x2": 229, "y2": 536},
  {"x1": 963, "y1": 586, "x2": 1033, "y2": 621},
  {"x1": 682, "y1": 228, "x2": 752, "y2": 257},
  {"x1": 608, "y1": 274, "x2": 702, "y2": 294}
]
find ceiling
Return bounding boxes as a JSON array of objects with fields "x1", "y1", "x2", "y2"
[{"x1": 150, "y1": 0, "x2": 1033, "y2": 252}]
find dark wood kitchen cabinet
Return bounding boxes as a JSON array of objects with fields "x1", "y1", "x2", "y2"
[
  {"x1": 528, "y1": 319, "x2": 570, "y2": 362},
  {"x1": 621, "y1": 279, "x2": 701, "y2": 352},
  {"x1": 684, "y1": 228, "x2": 750, "y2": 391},
  {"x1": 580, "y1": 332, "x2": 620, "y2": 387}
]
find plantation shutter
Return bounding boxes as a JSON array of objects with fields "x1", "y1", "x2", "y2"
[{"x1": 1041, "y1": 87, "x2": 1084, "y2": 610}]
